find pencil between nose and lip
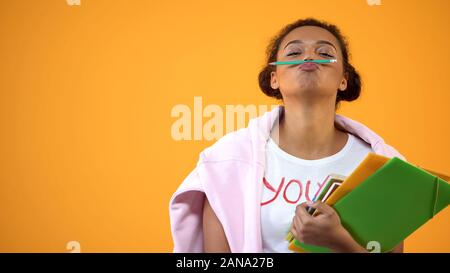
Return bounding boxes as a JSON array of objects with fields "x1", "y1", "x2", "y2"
[{"x1": 269, "y1": 59, "x2": 337, "y2": 65}]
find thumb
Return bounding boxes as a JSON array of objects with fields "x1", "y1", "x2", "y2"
[{"x1": 308, "y1": 201, "x2": 335, "y2": 215}]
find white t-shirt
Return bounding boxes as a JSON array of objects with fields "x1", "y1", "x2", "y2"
[{"x1": 260, "y1": 132, "x2": 374, "y2": 253}]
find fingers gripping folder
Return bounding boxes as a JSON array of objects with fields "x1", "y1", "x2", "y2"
[{"x1": 287, "y1": 153, "x2": 450, "y2": 253}]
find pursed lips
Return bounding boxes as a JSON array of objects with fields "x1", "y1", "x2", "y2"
[{"x1": 298, "y1": 62, "x2": 319, "y2": 71}]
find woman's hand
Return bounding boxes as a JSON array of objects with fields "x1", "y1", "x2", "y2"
[{"x1": 290, "y1": 201, "x2": 368, "y2": 253}]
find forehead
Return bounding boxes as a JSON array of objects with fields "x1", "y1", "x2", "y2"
[{"x1": 280, "y1": 26, "x2": 340, "y2": 49}]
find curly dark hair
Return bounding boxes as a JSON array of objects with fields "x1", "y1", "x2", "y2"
[{"x1": 258, "y1": 18, "x2": 361, "y2": 107}]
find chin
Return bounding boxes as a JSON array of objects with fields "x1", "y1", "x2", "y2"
[{"x1": 284, "y1": 86, "x2": 331, "y2": 101}]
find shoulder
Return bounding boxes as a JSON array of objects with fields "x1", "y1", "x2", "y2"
[{"x1": 336, "y1": 114, "x2": 406, "y2": 161}]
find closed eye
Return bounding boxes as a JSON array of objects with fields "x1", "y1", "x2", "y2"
[
  {"x1": 287, "y1": 52, "x2": 301, "y2": 56},
  {"x1": 319, "y1": 53, "x2": 334, "y2": 58}
]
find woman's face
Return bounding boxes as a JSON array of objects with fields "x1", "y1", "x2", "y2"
[{"x1": 270, "y1": 26, "x2": 348, "y2": 103}]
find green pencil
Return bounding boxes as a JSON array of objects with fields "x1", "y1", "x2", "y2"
[{"x1": 269, "y1": 59, "x2": 337, "y2": 65}]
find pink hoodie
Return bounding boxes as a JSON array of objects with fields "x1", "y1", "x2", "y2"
[{"x1": 168, "y1": 106, "x2": 405, "y2": 252}]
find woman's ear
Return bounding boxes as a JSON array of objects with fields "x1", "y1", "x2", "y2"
[
  {"x1": 339, "y1": 73, "x2": 348, "y2": 91},
  {"x1": 270, "y1": 71, "x2": 279, "y2": 90}
]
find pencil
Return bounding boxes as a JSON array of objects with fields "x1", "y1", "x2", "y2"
[{"x1": 269, "y1": 59, "x2": 337, "y2": 65}]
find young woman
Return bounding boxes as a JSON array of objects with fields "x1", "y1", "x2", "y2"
[{"x1": 169, "y1": 18, "x2": 405, "y2": 253}]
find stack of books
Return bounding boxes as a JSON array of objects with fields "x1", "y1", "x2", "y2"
[{"x1": 285, "y1": 153, "x2": 450, "y2": 253}]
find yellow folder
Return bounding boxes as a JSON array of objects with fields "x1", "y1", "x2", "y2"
[{"x1": 321, "y1": 153, "x2": 389, "y2": 208}]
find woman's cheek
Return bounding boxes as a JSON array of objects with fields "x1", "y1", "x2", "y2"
[
  {"x1": 279, "y1": 69, "x2": 298, "y2": 87},
  {"x1": 321, "y1": 70, "x2": 342, "y2": 90}
]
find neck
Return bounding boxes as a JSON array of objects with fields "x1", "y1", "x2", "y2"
[{"x1": 271, "y1": 99, "x2": 348, "y2": 160}]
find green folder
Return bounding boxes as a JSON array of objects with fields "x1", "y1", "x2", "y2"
[{"x1": 297, "y1": 156, "x2": 450, "y2": 253}]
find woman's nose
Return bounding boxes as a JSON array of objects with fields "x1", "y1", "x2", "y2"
[
  {"x1": 303, "y1": 47, "x2": 319, "y2": 60},
  {"x1": 302, "y1": 52, "x2": 316, "y2": 61}
]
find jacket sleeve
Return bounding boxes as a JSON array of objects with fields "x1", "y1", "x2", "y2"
[{"x1": 168, "y1": 168, "x2": 206, "y2": 253}]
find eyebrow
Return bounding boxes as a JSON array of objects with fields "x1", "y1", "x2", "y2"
[{"x1": 283, "y1": 40, "x2": 337, "y2": 51}]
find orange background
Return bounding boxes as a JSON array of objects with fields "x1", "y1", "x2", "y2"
[{"x1": 0, "y1": 0, "x2": 449, "y2": 252}]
